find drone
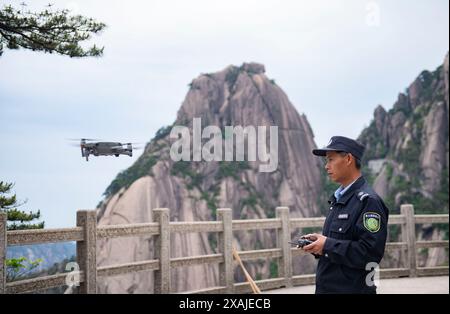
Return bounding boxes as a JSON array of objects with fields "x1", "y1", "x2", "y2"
[{"x1": 69, "y1": 138, "x2": 142, "y2": 161}]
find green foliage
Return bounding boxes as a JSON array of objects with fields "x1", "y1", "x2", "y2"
[
  {"x1": 361, "y1": 164, "x2": 375, "y2": 186},
  {"x1": 153, "y1": 125, "x2": 173, "y2": 142},
  {"x1": 436, "y1": 223, "x2": 449, "y2": 241},
  {"x1": 1, "y1": 181, "x2": 45, "y2": 282},
  {"x1": 0, "y1": 181, "x2": 15, "y2": 205},
  {"x1": 188, "y1": 81, "x2": 201, "y2": 91},
  {"x1": 269, "y1": 79, "x2": 276, "y2": 85},
  {"x1": 378, "y1": 64, "x2": 446, "y2": 215},
  {"x1": 6, "y1": 256, "x2": 43, "y2": 282},
  {"x1": 240, "y1": 64, "x2": 260, "y2": 75},
  {"x1": 418, "y1": 70, "x2": 436, "y2": 102},
  {"x1": 7, "y1": 254, "x2": 75, "y2": 289},
  {"x1": 385, "y1": 163, "x2": 393, "y2": 180},
  {"x1": 388, "y1": 104, "x2": 411, "y2": 117},
  {"x1": 380, "y1": 109, "x2": 425, "y2": 213},
  {"x1": 171, "y1": 161, "x2": 204, "y2": 190},
  {"x1": 7, "y1": 219, "x2": 44, "y2": 230},
  {"x1": 394, "y1": 115, "x2": 424, "y2": 185},
  {"x1": 436, "y1": 168, "x2": 449, "y2": 213},
  {"x1": 200, "y1": 187, "x2": 220, "y2": 217},
  {"x1": 237, "y1": 177, "x2": 271, "y2": 216},
  {"x1": 5, "y1": 208, "x2": 40, "y2": 221},
  {"x1": 255, "y1": 239, "x2": 264, "y2": 250},
  {"x1": 171, "y1": 161, "x2": 225, "y2": 216},
  {"x1": 399, "y1": 145, "x2": 422, "y2": 180},
  {"x1": 0, "y1": 3, "x2": 105, "y2": 57},
  {"x1": 388, "y1": 225, "x2": 401, "y2": 242},
  {"x1": 269, "y1": 260, "x2": 278, "y2": 278},
  {"x1": 387, "y1": 166, "x2": 448, "y2": 216},
  {"x1": 241, "y1": 194, "x2": 258, "y2": 209},
  {"x1": 359, "y1": 120, "x2": 388, "y2": 160},
  {"x1": 171, "y1": 160, "x2": 192, "y2": 176},
  {"x1": 171, "y1": 160, "x2": 268, "y2": 220},
  {"x1": 403, "y1": 171, "x2": 448, "y2": 215},
  {"x1": 412, "y1": 104, "x2": 430, "y2": 125},
  {"x1": 418, "y1": 248, "x2": 429, "y2": 261},
  {"x1": 393, "y1": 175, "x2": 410, "y2": 191},
  {"x1": 0, "y1": 181, "x2": 44, "y2": 230},
  {"x1": 266, "y1": 208, "x2": 275, "y2": 219},
  {"x1": 208, "y1": 234, "x2": 217, "y2": 253},
  {"x1": 103, "y1": 155, "x2": 157, "y2": 198},
  {"x1": 225, "y1": 67, "x2": 240, "y2": 88},
  {"x1": 216, "y1": 161, "x2": 250, "y2": 180}
]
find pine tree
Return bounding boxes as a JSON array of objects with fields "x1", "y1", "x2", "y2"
[
  {"x1": 0, "y1": 3, "x2": 105, "y2": 57},
  {"x1": 1, "y1": 181, "x2": 45, "y2": 282},
  {"x1": 0, "y1": 181, "x2": 44, "y2": 230}
]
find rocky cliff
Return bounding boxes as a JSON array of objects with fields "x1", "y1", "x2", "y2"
[
  {"x1": 96, "y1": 63, "x2": 323, "y2": 293},
  {"x1": 358, "y1": 53, "x2": 449, "y2": 267},
  {"x1": 359, "y1": 53, "x2": 448, "y2": 212}
]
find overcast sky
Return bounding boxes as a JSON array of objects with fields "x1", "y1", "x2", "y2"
[{"x1": 0, "y1": 0, "x2": 448, "y2": 228}]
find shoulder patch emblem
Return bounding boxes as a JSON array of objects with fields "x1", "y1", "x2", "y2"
[{"x1": 363, "y1": 212, "x2": 381, "y2": 233}]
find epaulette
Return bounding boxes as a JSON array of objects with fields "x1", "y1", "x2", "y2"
[{"x1": 356, "y1": 190, "x2": 371, "y2": 202}]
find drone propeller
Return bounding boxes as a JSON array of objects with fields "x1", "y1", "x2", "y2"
[
  {"x1": 123, "y1": 142, "x2": 146, "y2": 145},
  {"x1": 66, "y1": 138, "x2": 102, "y2": 142}
]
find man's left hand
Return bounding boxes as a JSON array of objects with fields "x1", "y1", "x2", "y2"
[{"x1": 302, "y1": 233, "x2": 327, "y2": 255}]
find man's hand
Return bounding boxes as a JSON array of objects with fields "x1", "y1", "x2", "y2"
[{"x1": 302, "y1": 233, "x2": 327, "y2": 255}]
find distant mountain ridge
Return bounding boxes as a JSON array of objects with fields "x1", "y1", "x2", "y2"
[
  {"x1": 358, "y1": 53, "x2": 449, "y2": 268},
  {"x1": 359, "y1": 53, "x2": 449, "y2": 215}
]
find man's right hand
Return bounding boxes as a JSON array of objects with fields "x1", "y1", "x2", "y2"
[
  {"x1": 302, "y1": 234, "x2": 318, "y2": 241},
  {"x1": 302, "y1": 233, "x2": 327, "y2": 256}
]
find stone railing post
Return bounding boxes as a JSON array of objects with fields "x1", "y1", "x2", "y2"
[
  {"x1": 76, "y1": 210, "x2": 97, "y2": 293},
  {"x1": 276, "y1": 207, "x2": 293, "y2": 287},
  {"x1": 153, "y1": 208, "x2": 170, "y2": 293},
  {"x1": 0, "y1": 212, "x2": 6, "y2": 294},
  {"x1": 401, "y1": 204, "x2": 417, "y2": 277},
  {"x1": 217, "y1": 208, "x2": 234, "y2": 293}
]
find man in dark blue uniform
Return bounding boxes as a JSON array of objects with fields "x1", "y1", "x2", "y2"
[{"x1": 303, "y1": 136, "x2": 389, "y2": 294}]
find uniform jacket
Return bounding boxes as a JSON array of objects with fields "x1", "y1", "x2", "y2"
[{"x1": 315, "y1": 176, "x2": 389, "y2": 294}]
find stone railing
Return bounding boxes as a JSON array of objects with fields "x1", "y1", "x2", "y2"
[{"x1": 0, "y1": 204, "x2": 448, "y2": 294}]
